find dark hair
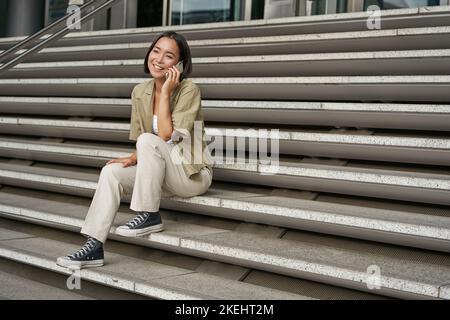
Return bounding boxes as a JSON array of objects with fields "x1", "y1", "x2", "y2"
[{"x1": 144, "y1": 31, "x2": 192, "y2": 81}]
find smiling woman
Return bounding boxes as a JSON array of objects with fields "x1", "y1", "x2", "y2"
[
  {"x1": 56, "y1": 31, "x2": 214, "y2": 270},
  {"x1": 140, "y1": 32, "x2": 193, "y2": 141},
  {"x1": 143, "y1": 31, "x2": 193, "y2": 83}
]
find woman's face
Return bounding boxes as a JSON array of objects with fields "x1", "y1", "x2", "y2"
[{"x1": 147, "y1": 37, "x2": 181, "y2": 79}]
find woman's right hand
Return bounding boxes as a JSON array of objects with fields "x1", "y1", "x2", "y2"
[{"x1": 106, "y1": 155, "x2": 136, "y2": 168}]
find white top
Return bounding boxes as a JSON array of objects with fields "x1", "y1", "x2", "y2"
[{"x1": 152, "y1": 115, "x2": 183, "y2": 146}]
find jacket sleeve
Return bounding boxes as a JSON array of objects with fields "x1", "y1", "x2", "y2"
[
  {"x1": 129, "y1": 86, "x2": 141, "y2": 141},
  {"x1": 171, "y1": 85, "x2": 202, "y2": 142}
]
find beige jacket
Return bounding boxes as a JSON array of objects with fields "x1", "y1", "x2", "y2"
[{"x1": 129, "y1": 78, "x2": 214, "y2": 178}]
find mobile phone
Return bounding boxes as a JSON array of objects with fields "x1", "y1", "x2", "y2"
[
  {"x1": 165, "y1": 61, "x2": 184, "y2": 78},
  {"x1": 175, "y1": 61, "x2": 184, "y2": 73}
]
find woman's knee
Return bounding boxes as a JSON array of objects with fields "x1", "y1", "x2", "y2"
[
  {"x1": 100, "y1": 163, "x2": 127, "y2": 183},
  {"x1": 136, "y1": 133, "x2": 160, "y2": 150}
]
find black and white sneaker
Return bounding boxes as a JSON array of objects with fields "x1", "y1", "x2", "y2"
[
  {"x1": 116, "y1": 212, "x2": 164, "y2": 237},
  {"x1": 56, "y1": 237, "x2": 104, "y2": 269}
]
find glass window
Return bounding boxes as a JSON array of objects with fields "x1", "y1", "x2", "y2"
[
  {"x1": 137, "y1": 0, "x2": 163, "y2": 27},
  {"x1": 0, "y1": 0, "x2": 7, "y2": 37},
  {"x1": 364, "y1": 0, "x2": 440, "y2": 10},
  {"x1": 251, "y1": 0, "x2": 265, "y2": 19},
  {"x1": 171, "y1": 0, "x2": 242, "y2": 25},
  {"x1": 308, "y1": 0, "x2": 348, "y2": 15},
  {"x1": 47, "y1": 0, "x2": 69, "y2": 25}
]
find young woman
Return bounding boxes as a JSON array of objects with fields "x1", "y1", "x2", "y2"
[{"x1": 57, "y1": 31, "x2": 214, "y2": 269}]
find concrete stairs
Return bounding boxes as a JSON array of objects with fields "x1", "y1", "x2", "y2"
[{"x1": 0, "y1": 7, "x2": 449, "y2": 299}]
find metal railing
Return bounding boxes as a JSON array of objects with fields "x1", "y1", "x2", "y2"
[{"x1": 0, "y1": 0, "x2": 122, "y2": 73}]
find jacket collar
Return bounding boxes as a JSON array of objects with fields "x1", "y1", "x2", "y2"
[
  {"x1": 140, "y1": 78, "x2": 182, "y2": 131},
  {"x1": 144, "y1": 78, "x2": 154, "y2": 95},
  {"x1": 144, "y1": 78, "x2": 183, "y2": 97}
]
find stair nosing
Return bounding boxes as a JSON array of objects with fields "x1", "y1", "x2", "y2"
[
  {"x1": 0, "y1": 208, "x2": 447, "y2": 299},
  {"x1": 0, "y1": 167, "x2": 449, "y2": 241}
]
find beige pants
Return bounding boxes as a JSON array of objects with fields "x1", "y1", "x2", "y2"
[{"x1": 81, "y1": 133, "x2": 213, "y2": 243}]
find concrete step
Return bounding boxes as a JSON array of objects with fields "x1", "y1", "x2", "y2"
[
  {"x1": 0, "y1": 137, "x2": 450, "y2": 204},
  {"x1": 1, "y1": 97, "x2": 449, "y2": 131},
  {"x1": 3, "y1": 25, "x2": 450, "y2": 63},
  {"x1": 1, "y1": 120, "x2": 449, "y2": 166},
  {"x1": 1, "y1": 145, "x2": 450, "y2": 205},
  {"x1": 0, "y1": 161, "x2": 449, "y2": 251},
  {"x1": 208, "y1": 126, "x2": 450, "y2": 166},
  {"x1": 3, "y1": 49, "x2": 450, "y2": 78},
  {"x1": 2, "y1": 6, "x2": 449, "y2": 50},
  {"x1": 0, "y1": 254, "x2": 153, "y2": 299},
  {"x1": 0, "y1": 76, "x2": 450, "y2": 102},
  {"x1": 0, "y1": 268, "x2": 93, "y2": 300},
  {"x1": 0, "y1": 223, "x2": 308, "y2": 300},
  {"x1": 0, "y1": 193, "x2": 448, "y2": 299},
  {"x1": 0, "y1": 254, "x2": 155, "y2": 300},
  {"x1": 0, "y1": 215, "x2": 388, "y2": 300}
]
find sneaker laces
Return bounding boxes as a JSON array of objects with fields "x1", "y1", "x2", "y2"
[
  {"x1": 68, "y1": 237, "x2": 98, "y2": 259},
  {"x1": 125, "y1": 212, "x2": 149, "y2": 229}
]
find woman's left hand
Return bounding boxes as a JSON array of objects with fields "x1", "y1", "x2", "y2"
[{"x1": 161, "y1": 65, "x2": 181, "y2": 96}]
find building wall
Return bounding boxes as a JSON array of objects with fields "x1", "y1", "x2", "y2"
[
  {"x1": 6, "y1": 0, "x2": 46, "y2": 37},
  {"x1": 1, "y1": 0, "x2": 449, "y2": 38},
  {"x1": 0, "y1": 0, "x2": 7, "y2": 38}
]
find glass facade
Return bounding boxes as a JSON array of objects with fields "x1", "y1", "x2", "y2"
[
  {"x1": 137, "y1": 0, "x2": 163, "y2": 27},
  {"x1": 171, "y1": 0, "x2": 242, "y2": 25},
  {"x1": 364, "y1": 0, "x2": 441, "y2": 10},
  {"x1": 309, "y1": 0, "x2": 348, "y2": 15},
  {"x1": 251, "y1": 0, "x2": 265, "y2": 19},
  {"x1": 47, "y1": 0, "x2": 70, "y2": 25},
  {"x1": 0, "y1": 0, "x2": 7, "y2": 37},
  {"x1": 1, "y1": 0, "x2": 449, "y2": 38}
]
